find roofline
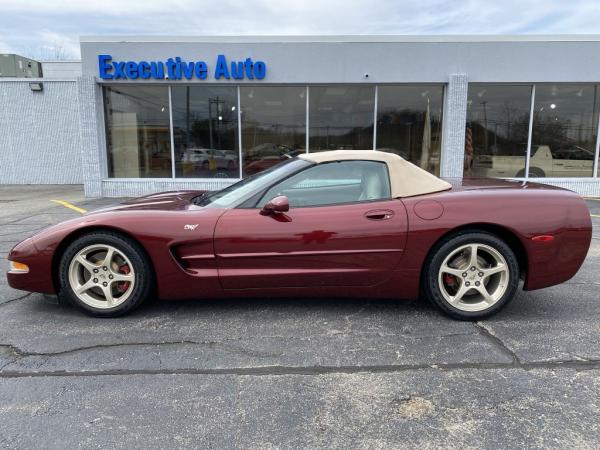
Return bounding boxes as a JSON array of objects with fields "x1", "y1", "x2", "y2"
[
  {"x1": 79, "y1": 34, "x2": 600, "y2": 44},
  {"x1": 40, "y1": 60, "x2": 81, "y2": 63}
]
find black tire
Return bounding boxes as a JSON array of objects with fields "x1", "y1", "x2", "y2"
[
  {"x1": 58, "y1": 231, "x2": 154, "y2": 317},
  {"x1": 422, "y1": 231, "x2": 519, "y2": 320},
  {"x1": 516, "y1": 167, "x2": 545, "y2": 177},
  {"x1": 528, "y1": 167, "x2": 545, "y2": 177}
]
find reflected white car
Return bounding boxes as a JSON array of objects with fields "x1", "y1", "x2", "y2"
[
  {"x1": 472, "y1": 145, "x2": 595, "y2": 178},
  {"x1": 181, "y1": 148, "x2": 237, "y2": 170}
]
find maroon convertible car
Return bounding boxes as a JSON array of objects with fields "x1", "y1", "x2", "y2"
[{"x1": 7, "y1": 150, "x2": 592, "y2": 319}]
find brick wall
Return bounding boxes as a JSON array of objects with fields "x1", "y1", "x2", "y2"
[{"x1": 0, "y1": 80, "x2": 83, "y2": 184}]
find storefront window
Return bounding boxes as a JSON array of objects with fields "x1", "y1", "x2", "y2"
[
  {"x1": 465, "y1": 85, "x2": 532, "y2": 178},
  {"x1": 309, "y1": 86, "x2": 375, "y2": 151},
  {"x1": 105, "y1": 86, "x2": 172, "y2": 178},
  {"x1": 240, "y1": 86, "x2": 306, "y2": 176},
  {"x1": 531, "y1": 85, "x2": 599, "y2": 178},
  {"x1": 171, "y1": 86, "x2": 238, "y2": 178},
  {"x1": 376, "y1": 85, "x2": 444, "y2": 175}
]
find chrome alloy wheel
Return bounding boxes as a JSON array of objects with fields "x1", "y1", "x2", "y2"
[
  {"x1": 438, "y1": 243, "x2": 510, "y2": 312},
  {"x1": 68, "y1": 244, "x2": 135, "y2": 309}
]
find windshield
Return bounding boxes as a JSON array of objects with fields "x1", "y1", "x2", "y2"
[{"x1": 194, "y1": 158, "x2": 312, "y2": 208}]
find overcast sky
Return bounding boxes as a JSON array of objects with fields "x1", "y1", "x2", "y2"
[{"x1": 2, "y1": 0, "x2": 600, "y2": 60}]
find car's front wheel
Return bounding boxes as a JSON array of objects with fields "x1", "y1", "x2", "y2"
[
  {"x1": 58, "y1": 231, "x2": 153, "y2": 317},
  {"x1": 422, "y1": 231, "x2": 519, "y2": 320}
]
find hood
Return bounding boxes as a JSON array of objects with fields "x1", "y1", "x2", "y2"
[{"x1": 86, "y1": 190, "x2": 208, "y2": 214}]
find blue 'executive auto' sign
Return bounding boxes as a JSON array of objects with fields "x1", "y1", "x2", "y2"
[{"x1": 98, "y1": 54, "x2": 266, "y2": 80}]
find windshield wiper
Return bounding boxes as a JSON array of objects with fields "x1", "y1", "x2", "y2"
[{"x1": 192, "y1": 191, "x2": 212, "y2": 206}]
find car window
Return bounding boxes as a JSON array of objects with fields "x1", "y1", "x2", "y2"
[
  {"x1": 257, "y1": 160, "x2": 391, "y2": 208},
  {"x1": 195, "y1": 158, "x2": 312, "y2": 208}
]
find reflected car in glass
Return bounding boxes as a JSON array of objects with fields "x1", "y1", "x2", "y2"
[
  {"x1": 473, "y1": 144, "x2": 596, "y2": 178},
  {"x1": 243, "y1": 143, "x2": 303, "y2": 175},
  {"x1": 7, "y1": 151, "x2": 592, "y2": 320},
  {"x1": 181, "y1": 148, "x2": 238, "y2": 171}
]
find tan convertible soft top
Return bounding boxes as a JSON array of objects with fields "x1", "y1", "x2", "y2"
[{"x1": 298, "y1": 150, "x2": 452, "y2": 198}]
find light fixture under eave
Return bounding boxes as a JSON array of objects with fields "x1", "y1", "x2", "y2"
[
  {"x1": 550, "y1": 103, "x2": 556, "y2": 109},
  {"x1": 29, "y1": 82, "x2": 43, "y2": 92}
]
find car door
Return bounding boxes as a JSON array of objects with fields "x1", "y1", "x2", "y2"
[{"x1": 214, "y1": 160, "x2": 408, "y2": 289}]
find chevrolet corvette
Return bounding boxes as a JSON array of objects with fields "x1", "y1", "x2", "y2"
[{"x1": 6, "y1": 150, "x2": 592, "y2": 319}]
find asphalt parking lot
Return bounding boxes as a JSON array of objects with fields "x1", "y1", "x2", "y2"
[{"x1": 0, "y1": 185, "x2": 599, "y2": 449}]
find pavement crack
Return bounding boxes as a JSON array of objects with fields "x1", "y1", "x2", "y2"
[
  {"x1": 0, "y1": 292, "x2": 32, "y2": 307},
  {"x1": 473, "y1": 321, "x2": 521, "y2": 365},
  {"x1": 0, "y1": 339, "x2": 281, "y2": 360},
  {"x1": 2, "y1": 359, "x2": 600, "y2": 379}
]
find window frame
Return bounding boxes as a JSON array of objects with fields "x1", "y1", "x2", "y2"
[
  {"x1": 102, "y1": 83, "x2": 448, "y2": 181},
  {"x1": 465, "y1": 82, "x2": 600, "y2": 180}
]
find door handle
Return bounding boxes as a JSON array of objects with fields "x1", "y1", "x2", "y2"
[{"x1": 365, "y1": 209, "x2": 394, "y2": 220}]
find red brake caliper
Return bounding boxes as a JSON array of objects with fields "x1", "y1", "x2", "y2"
[
  {"x1": 443, "y1": 274, "x2": 455, "y2": 286},
  {"x1": 117, "y1": 264, "x2": 131, "y2": 293}
]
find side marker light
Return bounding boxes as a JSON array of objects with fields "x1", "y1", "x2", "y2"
[
  {"x1": 531, "y1": 235, "x2": 555, "y2": 243},
  {"x1": 9, "y1": 261, "x2": 29, "y2": 273}
]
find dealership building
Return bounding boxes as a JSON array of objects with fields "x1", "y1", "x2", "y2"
[{"x1": 1, "y1": 35, "x2": 600, "y2": 197}]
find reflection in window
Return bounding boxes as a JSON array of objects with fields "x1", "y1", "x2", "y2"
[
  {"x1": 531, "y1": 85, "x2": 599, "y2": 178},
  {"x1": 171, "y1": 86, "x2": 238, "y2": 178},
  {"x1": 465, "y1": 85, "x2": 532, "y2": 178},
  {"x1": 240, "y1": 86, "x2": 306, "y2": 177},
  {"x1": 309, "y1": 86, "x2": 375, "y2": 152},
  {"x1": 258, "y1": 160, "x2": 391, "y2": 208},
  {"x1": 377, "y1": 85, "x2": 444, "y2": 175},
  {"x1": 104, "y1": 86, "x2": 172, "y2": 178}
]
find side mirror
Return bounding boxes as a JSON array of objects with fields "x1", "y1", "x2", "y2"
[{"x1": 261, "y1": 195, "x2": 290, "y2": 215}]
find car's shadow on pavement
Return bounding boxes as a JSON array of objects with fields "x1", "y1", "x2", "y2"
[
  {"x1": 37, "y1": 293, "x2": 437, "y2": 320},
  {"x1": 28, "y1": 283, "x2": 584, "y2": 324}
]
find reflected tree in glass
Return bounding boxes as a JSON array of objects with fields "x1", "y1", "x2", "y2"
[
  {"x1": 240, "y1": 86, "x2": 306, "y2": 177},
  {"x1": 531, "y1": 84, "x2": 599, "y2": 178},
  {"x1": 376, "y1": 85, "x2": 444, "y2": 175},
  {"x1": 171, "y1": 86, "x2": 239, "y2": 178},
  {"x1": 465, "y1": 85, "x2": 531, "y2": 178},
  {"x1": 309, "y1": 86, "x2": 374, "y2": 152}
]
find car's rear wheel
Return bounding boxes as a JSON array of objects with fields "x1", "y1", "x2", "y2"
[
  {"x1": 516, "y1": 167, "x2": 545, "y2": 177},
  {"x1": 422, "y1": 231, "x2": 519, "y2": 320},
  {"x1": 58, "y1": 232, "x2": 153, "y2": 317}
]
